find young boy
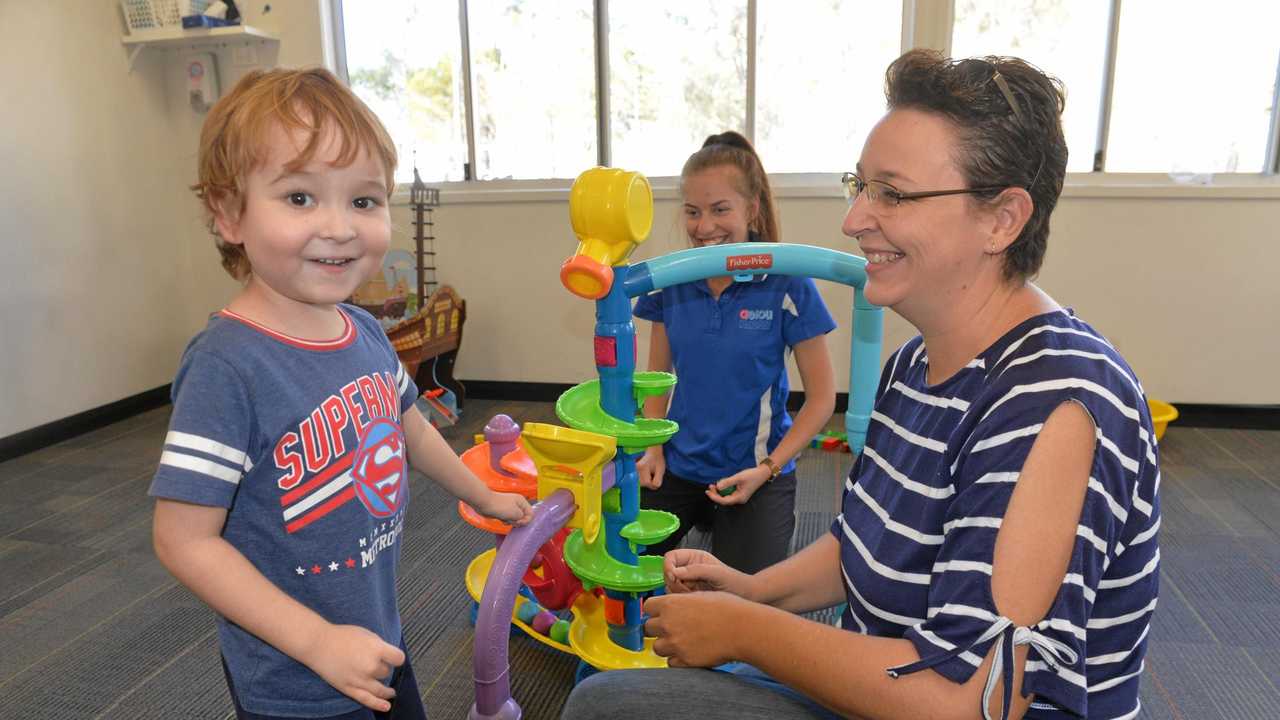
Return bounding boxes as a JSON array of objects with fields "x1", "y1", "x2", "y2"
[{"x1": 149, "y1": 68, "x2": 532, "y2": 720}]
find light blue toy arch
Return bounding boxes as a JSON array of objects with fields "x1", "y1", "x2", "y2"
[{"x1": 621, "y1": 242, "x2": 884, "y2": 455}]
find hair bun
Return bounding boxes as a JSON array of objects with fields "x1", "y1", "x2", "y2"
[{"x1": 702, "y1": 130, "x2": 754, "y2": 152}]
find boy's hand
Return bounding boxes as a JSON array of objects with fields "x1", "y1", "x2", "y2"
[
  {"x1": 478, "y1": 490, "x2": 534, "y2": 526},
  {"x1": 305, "y1": 624, "x2": 404, "y2": 712}
]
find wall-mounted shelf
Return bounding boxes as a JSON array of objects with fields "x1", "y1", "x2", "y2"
[{"x1": 122, "y1": 25, "x2": 279, "y2": 72}]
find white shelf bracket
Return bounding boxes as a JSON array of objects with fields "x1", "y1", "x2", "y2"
[{"x1": 127, "y1": 45, "x2": 146, "y2": 73}]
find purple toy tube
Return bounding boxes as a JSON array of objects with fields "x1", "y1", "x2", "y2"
[{"x1": 470, "y1": 489, "x2": 578, "y2": 720}]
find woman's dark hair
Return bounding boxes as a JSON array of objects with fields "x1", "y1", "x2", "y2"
[
  {"x1": 680, "y1": 130, "x2": 780, "y2": 243},
  {"x1": 885, "y1": 49, "x2": 1067, "y2": 281}
]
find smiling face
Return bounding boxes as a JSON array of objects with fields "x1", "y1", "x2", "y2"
[
  {"x1": 214, "y1": 122, "x2": 391, "y2": 322},
  {"x1": 841, "y1": 108, "x2": 1002, "y2": 324},
  {"x1": 682, "y1": 164, "x2": 758, "y2": 247}
]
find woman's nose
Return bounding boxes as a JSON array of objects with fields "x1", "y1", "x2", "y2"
[{"x1": 841, "y1": 196, "x2": 874, "y2": 239}]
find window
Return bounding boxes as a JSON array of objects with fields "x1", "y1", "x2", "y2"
[
  {"x1": 467, "y1": 1, "x2": 597, "y2": 179},
  {"x1": 337, "y1": 0, "x2": 1280, "y2": 185},
  {"x1": 1106, "y1": 1, "x2": 1280, "y2": 173},
  {"x1": 952, "y1": 0, "x2": 1109, "y2": 173},
  {"x1": 608, "y1": 2, "x2": 747, "y2": 176},
  {"x1": 342, "y1": 2, "x2": 467, "y2": 183},
  {"x1": 755, "y1": 0, "x2": 903, "y2": 173},
  {"x1": 952, "y1": 0, "x2": 1280, "y2": 174}
]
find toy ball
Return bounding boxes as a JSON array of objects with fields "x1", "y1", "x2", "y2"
[
  {"x1": 531, "y1": 610, "x2": 558, "y2": 635},
  {"x1": 515, "y1": 600, "x2": 541, "y2": 624},
  {"x1": 550, "y1": 619, "x2": 571, "y2": 644}
]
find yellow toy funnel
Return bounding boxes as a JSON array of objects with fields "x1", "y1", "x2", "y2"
[
  {"x1": 521, "y1": 423, "x2": 616, "y2": 544},
  {"x1": 560, "y1": 167, "x2": 653, "y2": 299}
]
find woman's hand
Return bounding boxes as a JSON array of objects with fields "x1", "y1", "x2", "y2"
[
  {"x1": 664, "y1": 548, "x2": 755, "y2": 598},
  {"x1": 706, "y1": 464, "x2": 772, "y2": 506},
  {"x1": 636, "y1": 445, "x2": 666, "y2": 490},
  {"x1": 644, "y1": 591, "x2": 753, "y2": 668},
  {"x1": 477, "y1": 490, "x2": 534, "y2": 526},
  {"x1": 303, "y1": 623, "x2": 405, "y2": 712}
]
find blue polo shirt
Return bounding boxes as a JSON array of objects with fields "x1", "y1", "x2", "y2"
[{"x1": 634, "y1": 274, "x2": 835, "y2": 483}]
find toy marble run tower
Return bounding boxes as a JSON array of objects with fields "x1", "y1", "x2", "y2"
[
  {"x1": 465, "y1": 166, "x2": 885, "y2": 720},
  {"x1": 465, "y1": 168, "x2": 679, "y2": 720}
]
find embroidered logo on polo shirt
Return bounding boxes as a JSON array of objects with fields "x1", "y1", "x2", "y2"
[{"x1": 739, "y1": 308, "x2": 773, "y2": 330}]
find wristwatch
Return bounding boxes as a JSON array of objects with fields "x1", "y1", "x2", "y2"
[{"x1": 759, "y1": 457, "x2": 782, "y2": 482}]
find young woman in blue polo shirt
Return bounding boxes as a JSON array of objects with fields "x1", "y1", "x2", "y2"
[{"x1": 633, "y1": 131, "x2": 837, "y2": 574}]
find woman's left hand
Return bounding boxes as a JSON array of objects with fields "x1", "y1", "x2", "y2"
[
  {"x1": 706, "y1": 465, "x2": 772, "y2": 506},
  {"x1": 644, "y1": 591, "x2": 749, "y2": 667}
]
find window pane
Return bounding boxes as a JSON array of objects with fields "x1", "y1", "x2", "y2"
[
  {"x1": 610, "y1": 2, "x2": 748, "y2": 176},
  {"x1": 755, "y1": 0, "x2": 903, "y2": 174},
  {"x1": 1107, "y1": 1, "x2": 1280, "y2": 173},
  {"x1": 468, "y1": 1, "x2": 597, "y2": 180},
  {"x1": 952, "y1": 0, "x2": 1110, "y2": 173},
  {"x1": 342, "y1": 2, "x2": 467, "y2": 183}
]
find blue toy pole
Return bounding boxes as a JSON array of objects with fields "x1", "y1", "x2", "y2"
[
  {"x1": 623, "y1": 242, "x2": 883, "y2": 455},
  {"x1": 593, "y1": 277, "x2": 646, "y2": 652}
]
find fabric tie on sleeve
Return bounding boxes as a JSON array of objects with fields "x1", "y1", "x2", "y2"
[{"x1": 885, "y1": 617, "x2": 1078, "y2": 720}]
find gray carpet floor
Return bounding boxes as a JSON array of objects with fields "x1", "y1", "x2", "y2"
[{"x1": 1, "y1": 398, "x2": 1277, "y2": 719}]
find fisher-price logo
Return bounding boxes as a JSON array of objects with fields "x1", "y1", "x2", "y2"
[{"x1": 726, "y1": 253, "x2": 772, "y2": 271}]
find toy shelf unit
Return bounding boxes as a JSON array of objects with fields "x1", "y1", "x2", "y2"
[{"x1": 120, "y1": 1, "x2": 278, "y2": 72}]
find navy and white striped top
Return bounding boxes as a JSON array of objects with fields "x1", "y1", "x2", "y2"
[{"x1": 832, "y1": 309, "x2": 1160, "y2": 720}]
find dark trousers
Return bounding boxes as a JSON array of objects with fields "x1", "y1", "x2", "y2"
[
  {"x1": 641, "y1": 469, "x2": 797, "y2": 574},
  {"x1": 221, "y1": 648, "x2": 427, "y2": 720}
]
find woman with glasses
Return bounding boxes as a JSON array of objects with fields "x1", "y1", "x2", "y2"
[
  {"x1": 563, "y1": 50, "x2": 1160, "y2": 720},
  {"x1": 632, "y1": 130, "x2": 837, "y2": 574}
]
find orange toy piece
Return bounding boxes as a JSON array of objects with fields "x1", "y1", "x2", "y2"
[{"x1": 458, "y1": 439, "x2": 539, "y2": 534}]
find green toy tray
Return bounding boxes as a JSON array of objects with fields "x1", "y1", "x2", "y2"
[
  {"x1": 555, "y1": 374, "x2": 679, "y2": 451},
  {"x1": 619, "y1": 509, "x2": 679, "y2": 547},
  {"x1": 563, "y1": 529, "x2": 666, "y2": 593}
]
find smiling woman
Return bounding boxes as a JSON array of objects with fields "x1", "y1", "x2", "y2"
[
  {"x1": 631, "y1": 130, "x2": 837, "y2": 576},
  {"x1": 563, "y1": 49, "x2": 1161, "y2": 720}
]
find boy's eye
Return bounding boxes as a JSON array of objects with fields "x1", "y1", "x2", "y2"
[
  {"x1": 286, "y1": 192, "x2": 315, "y2": 207},
  {"x1": 353, "y1": 197, "x2": 381, "y2": 210}
]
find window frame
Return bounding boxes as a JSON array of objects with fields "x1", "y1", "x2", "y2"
[{"x1": 331, "y1": 0, "x2": 1280, "y2": 205}]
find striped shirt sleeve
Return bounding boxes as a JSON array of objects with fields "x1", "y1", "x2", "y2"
[
  {"x1": 394, "y1": 353, "x2": 418, "y2": 416},
  {"x1": 148, "y1": 350, "x2": 252, "y2": 508},
  {"x1": 899, "y1": 353, "x2": 1149, "y2": 718}
]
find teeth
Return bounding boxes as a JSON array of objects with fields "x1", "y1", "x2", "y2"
[
  {"x1": 315, "y1": 258, "x2": 350, "y2": 265},
  {"x1": 867, "y1": 252, "x2": 903, "y2": 265}
]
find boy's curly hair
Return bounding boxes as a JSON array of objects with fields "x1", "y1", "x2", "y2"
[{"x1": 193, "y1": 68, "x2": 398, "y2": 280}]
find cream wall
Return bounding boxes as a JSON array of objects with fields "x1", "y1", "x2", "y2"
[
  {"x1": 2, "y1": 1, "x2": 1276, "y2": 440},
  {"x1": 402, "y1": 190, "x2": 1280, "y2": 406},
  {"x1": 0, "y1": 1, "x2": 326, "y2": 438}
]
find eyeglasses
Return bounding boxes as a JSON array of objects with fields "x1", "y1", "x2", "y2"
[{"x1": 840, "y1": 172, "x2": 1006, "y2": 208}]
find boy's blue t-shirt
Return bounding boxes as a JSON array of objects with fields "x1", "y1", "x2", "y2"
[
  {"x1": 149, "y1": 305, "x2": 417, "y2": 717},
  {"x1": 634, "y1": 273, "x2": 836, "y2": 483}
]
